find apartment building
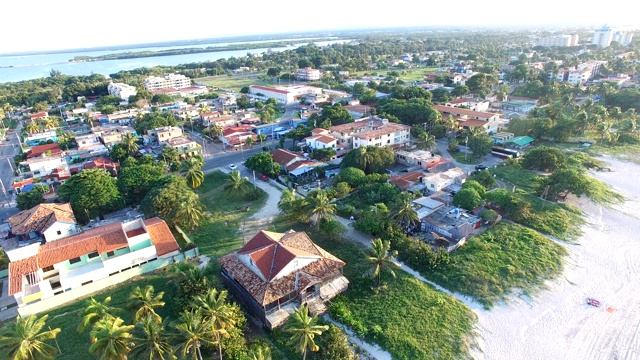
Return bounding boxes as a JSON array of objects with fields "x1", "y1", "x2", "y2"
[
  {"x1": 433, "y1": 105, "x2": 501, "y2": 134},
  {"x1": 537, "y1": 34, "x2": 579, "y2": 47},
  {"x1": 296, "y1": 67, "x2": 321, "y2": 81},
  {"x1": 147, "y1": 126, "x2": 183, "y2": 145},
  {"x1": 328, "y1": 117, "x2": 410, "y2": 150},
  {"x1": 107, "y1": 82, "x2": 137, "y2": 100},
  {"x1": 144, "y1": 74, "x2": 192, "y2": 91},
  {"x1": 592, "y1": 25, "x2": 634, "y2": 48}
]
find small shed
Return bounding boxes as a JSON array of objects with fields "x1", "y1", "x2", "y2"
[{"x1": 506, "y1": 136, "x2": 535, "y2": 149}]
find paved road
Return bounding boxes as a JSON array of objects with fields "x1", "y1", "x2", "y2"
[{"x1": 0, "y1": 127, "x2": 19, "y2": 208}]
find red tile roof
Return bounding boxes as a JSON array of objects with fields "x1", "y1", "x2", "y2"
[
  {"x1": 83, "y1": 157, "x2": 120, "y2": 171},
  {"x1": 270, "y1": 149, "x2": 304, "y2": 166},
  {"x1": 433, "y1": 105, "x2": 498, "y2": 119},
  {"x1": 286, "y1": 160, "x2": 318, "y2": 172},
  {"x1": 30, "y1": 112, "x2": 48, "y2": 119},
  {"x1": 12, "y1": 178, "x2": 34, "y2": 189},
  {"x1": 218, "y1": 230, "x2": 346, "y2": 306},
  {"x1": 390, "y1": 171, "x2": 425, "y2": 190},
  {"x1": 144, "y1": 218, "x2": 180, "y2": 256},
  {"x1": 27, "y1": 143, "x2": 62, "y2": 159},
  {"x1": 7, "y1": 203, "x2": 77, "y2": 236}
]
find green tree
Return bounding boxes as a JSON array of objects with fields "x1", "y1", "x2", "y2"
[
  {"x1": 462, "y1": 180, "x2": 486, "y2": 198},
  {"x1": 0, "y1": 314, "x2": 61, "y2": 360},
  {"x1": 305, "y1": 190, "x2": 336, "y2": 228},
  {"x1": 173, "y1": 194, "x2": 203, "y2": 231},
  {"x1": 193, "y1": 288, "x2": 241, "y2": 360},
  {"x1": 340, "y1": 146, "x2": 394, "y2": 174},
  {"x1": 160, "y1": 146, "x2": 179, "y2": 164},
  {"x1": 130, "y1": 317, "x2": 176, "y2": 360},
  {"x1": 78, "y1": 297, "x2": 116, "y2": 333},
  {"x1": 182, "y1": 158, "x2": 205, "y2": 189},
  {"x1": 277, "y1": 189, "x2": 308, "y2": 222},
  {"x1": 543, "y1": 168, "x2": 591, "y2": 198},
  {"x1": 315, "y1": 325, "x2": 356, "y2": 360},
  {"x1": 390, "y1": 193, "x2": 420, "y2": 229},
  {"x1": 468, "y1": 134, "x2": 493, "y2": 157},
  {"x1": 521, "y1": 146, "x2": 567, "y2": 172},
  {"x1": 453, "y1": 188, "x2": 483, "y2": 210},
  {"x1": 109, "y1": 143, "x2": 129, "y2": 164},
  {"x1": 244, "y1": 152, "x2": 281, "y2": 177},
  {"x1": 126, "y1": 285, "x2": 165, "y2": 324},
  {"x1": 415, "y1": 132, "x2": 436, "y2": 151},
  {"x1": 283, "y1": 304, "x2": 329, "y2": 360},
  {"x1": 468, "y1": 170, "x2": 496, "y2": 189},
  {"x1": 151, "y1": 94, "x2": 173, "y2": 104},
  {"x1": 16, "y1": 185, "x2": 49, "y2": 211},
  {"x1": 121, "y1": 133, "x2": 139, "y2": 156},
  {"x1": 25, "y1": 121, "x2": 41, "y2": 134},
  {"x1": 117, "y1": 164, "x2": 166, "y2": 205},
  {"x1": 366, "y1": 238, "x2": 401, "y2": 287},
  {"x1": 89, "y1": 317, "x2": 135, "y2": 360},
  {"x1": 42, "y1": 117, "x2": 59, "y2": 131},
  {"x1": 57, "y1": 169, "x2": 124, "y2": 224},
  {"x1": 224, "y1": 170, "x2": 250, "y2": 196},
  {"x1": 173, "y1": 309, "x2": 216, "y2": 360}
]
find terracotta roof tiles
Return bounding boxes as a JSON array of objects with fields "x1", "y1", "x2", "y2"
[
  {"x1": 7, "y1": 203, "x2": 77, "y2": 235},
  {"x1": 144, "y1": 218, "x2": 180, "y2": 257}
]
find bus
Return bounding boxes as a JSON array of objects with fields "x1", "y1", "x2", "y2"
[
  {"x1": 491, "y1": 146, "x2": 520, "y2": 158},
  {"x1": 491, "y1": 150, "x2": 512, "y2": 159}
]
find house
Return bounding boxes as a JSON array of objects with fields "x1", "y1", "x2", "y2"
[
  {"x1": 93, "y1": 125, "x2": 137, "y2": 148},
  {"x1": 45, "y1": 168, "x2": 72, "y2": 184},
  {"x1": 445, "y1": 98, "x2": 490, "y2": 112},
  {"x1": 505, "y1": 136, "x2": 535, "y2": 149},
  {"x1": 422, "y1": 168, "x2": 466, "y2": 192},
  {"x1": 412, "y1": 196, "x2": 446, "y2": 221},
  {"x1": 24, "y1": 131, "x2": 58, "y2": 146},
  {"x1": 147, "y1": 126, "x2": 183, "y2": 145},
  {"x1": 328, "y1": 117, "x2": 410, "y2": 150},
  {"x1": 29, "y1": 112, "x2": 49, "y2": 122},
  {"x1": 304, "y1": 134, "x2": 338, "y2": 151},
  {"x1": 221, "y1": 125, "x2": 257, "y2": 148},
  {"x1": 394, "y1": 150, "x2": 452, "y2": 172},
  {"x1": 6, "y1": 203, "x2": 79, "y2": 245},
  {"x1": 25, "y1": 154, "x2": 68, "y2": 178},
  {"x1": 270, "y1": 149, "x2": 306, "y2": 170},
  {"x1": 433, "y1": 105, "x2": 501, "y2": 134},
  {"x1": 390, "y1": 171, "x2": 426, "y2": 192},
  {"x1": 6, "y1": 217, "x2": 181, "y2": 313},
  {"x1": 83, "y1": 157, "x2": 120, "y2": 175},
  {"x1": 421, "y1": 205, "x2": 482, "y2": 246},
  {"x1": 74, "y1": 134, "x2": 102, "y2": 151},
  {"x1": 491, "y1": 132, "x2": 515, "y2": 145},
  {"x1": 343, "y1": 104, "x2": 371, "y2": 119},
  {"x1": 167, "y1": 136, "x2": 201, "y2": 158},
  {"x1": 26, "y1": 143, "x2": 63, "y2": 159},
  {"x1": 218, "y1": 229, "x2": 348, "y2": 329}
]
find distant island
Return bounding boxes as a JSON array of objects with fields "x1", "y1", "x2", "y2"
[{"x1": 69, "y1": 38, "x2": 345, "y2": 62}]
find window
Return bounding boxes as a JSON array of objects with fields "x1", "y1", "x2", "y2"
[
  {"x1": 56, "y1": 230, "x2": 62, "y2": 235},
  {"x1": 107, "y1": 251, "x2": 115, "y2": 257},
  {"x1": 69, "y1": 257, "x2": 82, "y2": 264},
  {"x1": 43, "y1": 265, "x2": 55, "y2": 272},
  {"x1": 88, "y1": 251, "x2": 99, "y2": 259}
]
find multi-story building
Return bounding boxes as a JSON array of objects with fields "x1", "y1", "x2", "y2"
[
  {"x1": 248, "y1": 85, "x2": 322, "y2": 105},
  {"x1": 328, "y1": 117, "x2": 410, "y2": 150},
  {"x1": 296, "y1": 67, "x2": 321, "y2": 81},
  {"x1": 167, "y1": 136, "x2": 201, "y2": 158},
  {"x1": 25, "y1": 155, "x2": 68, "y2": 178},
  {"x1": 144, "y1": 74, "x2": 192, "y2": 91},
  {"x1": 93, "y1": 125, "x2": 137, "y2": 148},
  {"x1": 433, "y1": 105, "x2": 501, "y2": 134},
  {"x1": 146, "y1": 126, "x2": 183, "y2": 145},
  {"x1": 567, "y1": 68, "x2": 592, "y2": 85},
  {"x1": 537, "y1": 34, "x2": 579, "y2": 47},
  {"x1": 6, "y1": 216, "x2": 181, "y2": 312},
  {"x1": 24, "y1": 130, "x2": 58, "y2": 146},
  {"x1": 107, "y1": 82, "x2": 137, "y2": 100},
  {"x1": 592, "y1": 25, "x2": 634, "y2": 48}
]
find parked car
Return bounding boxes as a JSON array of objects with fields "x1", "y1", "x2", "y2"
[
  {"x1": 475, "y1": 164, "x2": 488, "y2": 171},
  {"x1": 228, "y1": 164, "x2": 237, "y2": 170},
  {"x1": 258, "y1": 173, "x2": 269, "y2": 181}
]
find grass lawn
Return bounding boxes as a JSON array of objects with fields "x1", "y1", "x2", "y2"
[
  {"x1": 424, "y1": 222, "x2": 568, "y2": 308},
  {"x1": 351, "y1": 67, "x2": 439, "y2": 83},
  {"x1": 271, "y1": 217, "x2": 478, "y2": 360},
  {"x1": 449, "y1": 150, "x2": 484, "y2": 164},
  {"x1": 189, "y1": 171, "x2": 267, "y2": 266},
  {"x1": 41, "y1": 273, "x2": 176, "y2": 360},
  {"x1": 195, "y1": 75, "x2": 273, "y2": 92}
]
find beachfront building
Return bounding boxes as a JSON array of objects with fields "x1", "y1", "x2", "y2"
[
  {"x1": 296, "y1": 67, "x2": 321, "y2": 81},
  {"x1": 107, "y1": 82, "x2": 137, "y2": 100},
  {"x1": 144, "y1": 74, "x2": 191, "y2": 91},
  {"x1": 218, "y1": 229, "x2": 348, "y2": 329},
  {"x1": 6, "y1": 217, "x2": 181, "y2": 314}
]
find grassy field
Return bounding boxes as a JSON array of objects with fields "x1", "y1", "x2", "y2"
[
  {"x1": 271, "y1": 217, "x2": 478, "y2": 360},
  {"x1": 189, "y1": 171, "x2": 267, "y2": 263},
  {"x1": 449, "y1": 150, "x2": 483, "y2": 165},
  {"x1": 351, "y1": 67, "x2": 438, "y2": 83},
  {"x1": 424, "y1": 222, "x2": 568, "y2": 308},
  {"x1": 195, "y1": 74, "x2": 273, "y2": 92}
]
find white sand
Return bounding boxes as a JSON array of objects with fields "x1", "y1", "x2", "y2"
[{"x1": 472, "y1": 156, "x2": 640, "y2": 360}]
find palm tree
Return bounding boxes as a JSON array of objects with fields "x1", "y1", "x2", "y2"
[
  {"x1": 245, "y1": 137, "x2": 255, "y2": 147},
  {"x1": 366, "y1": 238, "x2": 401, "y2": 287},
  {"x1": 198, "y1": 103, "x2": 210, "y2": 115},
  {"x1": 224, "y1": 170, "x2": 250, "y2": 196},
  {"x1": 278, "y1": 189, "x2": 308, "y2": 222},
  {"x1": 121, "y1": 133, "x2": 139, "y2": 156},
  {"x1": 42, "y1": 117, "x2": 58, "y2": 131},
  {"x1": 250, "y1": 346, "x2": 272, "y2": 360},
  {"x1": 353, "y1": 147, "x2": 374, "y2": 173},
  {"x1": 283, "y1": 304, "x2": 329, "y2": 360},
  {"x1": 173, "y1": 194, "x2": 203, "y2": 231},
  {"x1": 130, "y1": 316, "x2": 176, "y2": 360},
  {"x1": 78, "y1": 296, "x2": 117, "y2": 333},
  {"x1": 445, "y1": 115, "x2": 458, "y2": 137},
  {"x1": 415, "y1": 132, "x2": 436, "y2": 151},
  {"x1": 209, "y1": 125, "x2": 223, "y2": 138},
  {"x1": 173, "y1": 309, "x2": 216, "y2": 360},
  {"x1": 89, "y1": 317, "x2": 135, "y2": 360},
  {"x1": 305, "y1": 190, "x2": 336, "y2": 228},
  {"x1": 193, "y1": 288, "x2": 239, "y2": 360},
  {"x1": 0, "y1": 314, "x2": 61, "y2": 360},
  {"x1": 126, "y1": 285, "x2": 166, "y2": 324},
  {"x1": 257, "y1": 134, "x2": 267, "y2": 146},
  {"x1": 390, "y1": 193, "x2": 420, "y2": 230},
  {"x1": 182, "y1": 158, "x2": 205, "y2": 189},
  {"x1": 25, "y1": 120, "x2": 40, "y2": 135}
]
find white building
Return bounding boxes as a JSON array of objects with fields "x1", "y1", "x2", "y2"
[
  {"x1": 6, "y1": 217, "x2": 181, "y2": 311},
  {"x1": 25, "y1": 155, "x2": 68, "y2": 178},
  {"x1": 592, "y1": 25, "x2": 634, "y2": 48},
  {"x1": 167, "y1": 136, "x2": 201, "y2": 158},
  {"x1": 296, "y1": 67, "x2": 321, "y2": 81},
  {"x1": 107, "y1": 82, "x2": 137, "y2": 101},
  {"x1": 537, "y1": 34, "x2": 579, "y2": 47},
  {"x1": 144, "y1": 73, "x2": 192, "y2": 91},
  {"x1": 248, "y1": 85, "x2": 323, "y2": 105},
  {"x1": 328, "y1": 117, "x2": 411, "y2": 150},
  {"x1": 422, "y1": 168, "x2": 466, "y2": 192},
  {"x1": 147, "y1": 126, "x2": 183, "y2": 145},
  {"x1": 7, "y1": 203, "x2": 79, "y2": 245}
]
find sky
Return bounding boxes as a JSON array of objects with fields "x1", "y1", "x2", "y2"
[{"x1": 4, "y1": 0, "x2": 639, "y2": 53}]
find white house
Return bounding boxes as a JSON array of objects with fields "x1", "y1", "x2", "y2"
[
  {"x1": 25, "y1": 155, "x2": 68, "y2": 178},
  {"x1": 328, "y1": 117, "x2": 410, "y2": 150},
  {"x1": 7, "y1": 217, "x2": 181, "y2": 310},
  {"x1": 422, "y1": 168, "x2": 466, "y2": 192},
  {"x1": 147, "y1": 126, "x2": 183, "y2": 145},
  {"x1": 304, "y1": 134, "x2": 338, "y2": 150},
  {"x1": 6, "y1": 203, "x2": 79, "y2": 245},
  {"x1": 167, "y1": 136, "x2": 201, "y2": 158},
  {"x1": 107, "y1": 83, "x2": 137, "y2": 101}
]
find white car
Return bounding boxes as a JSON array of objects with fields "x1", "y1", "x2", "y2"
[{"x1": 228, "y1": 164, "x2": 237, "y2": 170}]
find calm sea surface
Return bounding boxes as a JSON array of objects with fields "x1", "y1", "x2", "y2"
[{"x1": 0, "y1": 39, "x2": 349, "y2": 83}]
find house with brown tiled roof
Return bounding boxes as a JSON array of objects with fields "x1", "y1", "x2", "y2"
[
  {"x1": 270, "y1": 149, "x2": 306, "y2": 170},
  {"x1": 7, "y1": 203, "x2": 78, "y2": 244},
  {"x1": 26, "y1": 143, "x2": 63, "y2": 159},
  {"x1": 6, "y1": 217, "x2": 181, "y2": 311},
  {"x1": 218, "y1": 229, "x2": 348, "y2": 329}
]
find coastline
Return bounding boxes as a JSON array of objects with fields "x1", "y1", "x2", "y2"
[{"x1": 472, "y1": 155, "x2": 640, "y2": 359}]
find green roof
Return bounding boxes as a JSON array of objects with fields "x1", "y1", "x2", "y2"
[{"x1": 507, "y1": 136, "x2": 535, "y2": 147}]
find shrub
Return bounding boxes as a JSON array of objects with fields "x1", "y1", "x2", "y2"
[{"x1": 337, "y1": 204, "x2": 356, "y2": 218}]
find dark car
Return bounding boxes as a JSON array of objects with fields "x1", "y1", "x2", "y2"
[
  {"x1": 475, "y1": 165, "x2": 488, "y2": 171},
  {"x1": 258, "y1": 173, "x2": 269, "y2": 181}
]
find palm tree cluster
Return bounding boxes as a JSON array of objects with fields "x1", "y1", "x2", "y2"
[
  {"x1": 0, "y1": 314, "x2": 61, "y2": 360},
  {"x1": 277, "y1": 189, "x2": 336, "y2": 228}
]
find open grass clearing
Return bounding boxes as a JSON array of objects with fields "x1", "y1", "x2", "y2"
[
  {"x1": 195, "y1": 75, "x2": 273, "y2": 92},
  {"x1": 423, "y1": 222, "x2": 568, "y2": 309},
  {"x1": 271, "y1": 217, "x2": 478, "y2": 360}
]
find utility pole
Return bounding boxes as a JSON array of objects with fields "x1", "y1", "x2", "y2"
[
  {"x1": 464, "y1": 136, "x2": 469, "y2": 161},
  {"x1": 0, "y1": 178, "x2": 10, "y2": 207}
]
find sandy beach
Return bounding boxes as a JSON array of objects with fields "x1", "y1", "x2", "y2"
[{"x1": 472, "y1": 155, "x2": 640, "y2": 360}]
